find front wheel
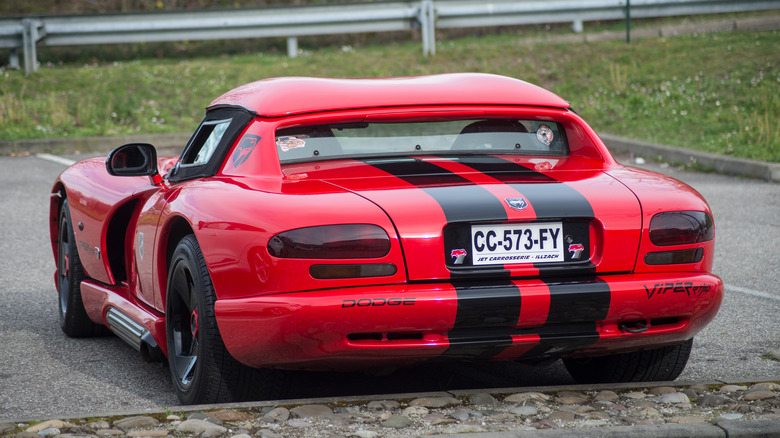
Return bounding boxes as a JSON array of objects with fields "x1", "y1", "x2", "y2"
[
  {"x1": 57, "y1": 198, "x2": 105, "y2": 337},
  {"x1": 166, "y1": 235, "x2": 286, "y2": 404},
  {"x1": 563, "y1": 339, "x2": 693, "y2": 384}
]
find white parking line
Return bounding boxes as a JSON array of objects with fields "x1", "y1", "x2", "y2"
[
  {"x1": 37, "y1": 153, "x2": 76, "y2": 166},
  {"x1": 726, "y1": 284, "x2": 779, "y2": 302}
]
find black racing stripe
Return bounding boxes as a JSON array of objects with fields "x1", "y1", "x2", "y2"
[
  {"x1": 521, "y1": 277, "x2": 610, "y2": 359},
  {"x1": 452, "y1": 283, "x2": 523, "y2": 329},
  {"x1": 424, "y1": 186, "x2": 507, "y2": 223},
  {"x1": 362, "y1": 157, "x2": 470, "y2": 187},
  {"x1": 443, "y1": 279, "x2": 610, "y2": 361},
  {"x1": 442, "y1": 282, "x2": 522, "y2": 359},
  {"x1": 545, "y1": 277, "x2": 611, "y2": 324},
  {"x1": 361, "y1": 157, "x2": 508, "y2": 223},
  {"x1": 438, "y1": 156, "x2": 556, "y2": 182},
  {"x1": 450, "y1": 155, "x2": 595, "y2": 219},
  {"x1": 506, "y1": 183, "x2": 594, "y2": 219}
]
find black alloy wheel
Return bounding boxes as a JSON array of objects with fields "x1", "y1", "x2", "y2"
[
  {"x1": 57, "y1": 198, "x2": 104, "y2": 337},
  {"x1": 166, "y1": 234, "x2": 288, "y2": 404}
]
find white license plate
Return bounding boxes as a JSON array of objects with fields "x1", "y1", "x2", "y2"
[{"x1": 471, "y1": 222, "x2": 564, "y2": 265}]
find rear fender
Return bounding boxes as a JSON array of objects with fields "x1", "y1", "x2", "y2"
[
  {"x1": 160, "y1": 177, "x2": 402, "y2": 302},
  {"x1": 606, "y1": 166, "x2": 715, "y2": 274}
]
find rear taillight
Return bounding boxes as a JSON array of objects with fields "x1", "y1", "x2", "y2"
[
  {"x1": 310, "y1": 263, "x2": 397, "y2": 279},
  {"x1": 645, "y1": 248, "x2": 703, "y2": 265},
  {"x1": 649, "y1": 211, "x2": 713, "y2": 246},
  {"x1": 267, "y1": 224, "x2": 390, "y2": 259}
]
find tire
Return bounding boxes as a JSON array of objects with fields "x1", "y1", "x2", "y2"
[
  {"x1": 563, "y1": 338, "x2": 693, "y2": 384},
  {"x1": 57, "y1": 198, "x2": 105, "y2": 337},
  {"x1": 166, "y1": 235, "x2": 287, "y2": 404}
]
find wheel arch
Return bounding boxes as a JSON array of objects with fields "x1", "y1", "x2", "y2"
[
  {"x1": 104, "y1": 199, "x2": 140, "y2": 285},
  {"x1": 161, "y1": 215, "x2": 197, "y2": 307},
  {"x1": 49, "y1": 182, "x2": 68, "y2": 283}
]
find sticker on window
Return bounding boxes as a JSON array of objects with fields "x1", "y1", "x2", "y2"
[
  {"x1": 536, "y1": 125, "x2": 554, "y2": 146},
  {"x1": 277, "y1": 136, "x2": 306, "y2": 152}
]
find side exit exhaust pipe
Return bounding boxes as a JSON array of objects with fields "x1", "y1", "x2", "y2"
[{"x1": 106, "y1": 307, "x2": 164, "y2": 363}]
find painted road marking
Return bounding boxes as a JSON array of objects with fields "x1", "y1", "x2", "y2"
[
  {"x1": 37, "y1": 154, "x2": 76, "y2": 166},
  {"x1": 726, "y1": 284, "x2": 779, "y2": 302}
]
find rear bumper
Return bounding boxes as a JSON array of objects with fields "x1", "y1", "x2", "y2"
[{"x1": 214, "y1": 273, "x2": 723, "y2": 370}]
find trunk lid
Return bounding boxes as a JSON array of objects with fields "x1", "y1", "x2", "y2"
[{"x1": 283, "y1": 155, "x2": 641, "y2": 281}]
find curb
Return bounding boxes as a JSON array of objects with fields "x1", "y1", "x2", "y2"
[
  {"x1": 601, "y1": 134, "x2": 780, "y2": 183},
  {"x1": 3, "y1": 381, "x2": 779, "y2": 437},
  {"x1": 8, "y1": 378, "x2": 775, "y2": 423},
  {"x1": 431, "y1": 421, "x2": 780, "y2": 437}
]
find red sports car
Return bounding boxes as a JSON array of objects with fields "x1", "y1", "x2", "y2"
[{"x1": 50, "y1": 73, "x2": 723, "y2": 404}]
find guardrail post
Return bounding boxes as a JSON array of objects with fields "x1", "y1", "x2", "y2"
[
  {"x1": 9, "y1": 48, "x2": 20, "y2": 69},
  {"x1": 22, "y1": 18, "x2": 41, "y2": 76},
  {"x1": 573, "y1": 19, "x2": 584, "y2": 33},
  {"x1": 419, "y1": 0, "x2": 435, "y2": 56},
  {"x1": 287, "y1": 36, "x2": 298, "y2": 58},
  {"x1": 625, "y1": 0, "x2": 631, "y2": 43}
]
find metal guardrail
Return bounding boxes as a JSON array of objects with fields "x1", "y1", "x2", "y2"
[
  {"x1": 433, "y1": 0, "x2": 780, "y2": 29},
  {"x1": 0, "y1": 1, "x2": 429, "y2": 75},
  {"x1": 2, "y1": 0, "x2": 779, "y2": 75}
]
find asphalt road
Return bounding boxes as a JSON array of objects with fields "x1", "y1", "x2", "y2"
[{"x1": 0, "y1": 153, "x2": 778, "y2": 422}]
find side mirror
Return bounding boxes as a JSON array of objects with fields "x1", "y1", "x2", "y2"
[{"x1": 106, "y1": 143, "x2": 163, "y2": 185}]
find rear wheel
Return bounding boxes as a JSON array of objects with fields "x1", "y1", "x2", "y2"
[
  {"x1": 563, "y1": 339, "x2": 693, "y2": 384},
  {"x1": 57, "y1": 198, "x2": 105, "y2": 337},
  {"x1": 166, "y1": 235, "x2": 287, "y2": 404}
]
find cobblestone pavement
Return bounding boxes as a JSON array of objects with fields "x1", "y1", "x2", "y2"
[{"x1": 2, "y1": 380, "x2": 778, "y2": 437}]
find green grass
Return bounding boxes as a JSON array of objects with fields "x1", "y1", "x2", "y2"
[{"x1": 1, "y1": 27, "x2": 778, "y2": 162}]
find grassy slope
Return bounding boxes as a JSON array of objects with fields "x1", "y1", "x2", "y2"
[{"x1": 1, "y1": 27, "x2": 778, "y2": 161}]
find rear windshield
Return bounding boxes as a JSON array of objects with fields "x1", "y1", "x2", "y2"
[{"x1": 275, "y1": 119, "x2": 567, "y2": 163}]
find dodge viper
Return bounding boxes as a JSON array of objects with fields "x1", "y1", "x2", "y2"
[{"x1": 50, "y1": 73, "x2": 723, "y2": 404}]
